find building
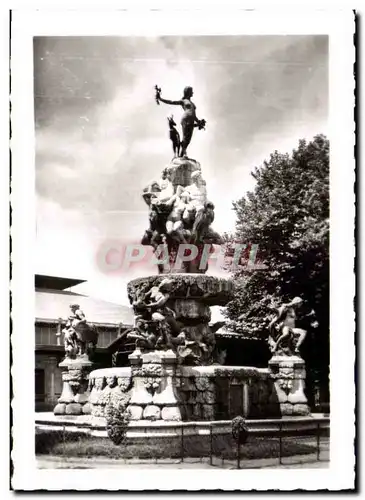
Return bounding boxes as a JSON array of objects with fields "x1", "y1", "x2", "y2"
[{"x1": 35, "y1": 274, "x2": 134, "y2": 411}]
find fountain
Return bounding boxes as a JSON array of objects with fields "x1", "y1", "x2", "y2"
[
  {"x1": 36, "y1": 85, "x2": 326, "y2": 447},
  {"x1": 85, "y1": 85, "x2": 311, "y2": 425}
]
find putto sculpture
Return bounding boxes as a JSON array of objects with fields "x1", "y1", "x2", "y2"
[{"x1": 141, "y1": 164, "x2": 222, "y2": 273}]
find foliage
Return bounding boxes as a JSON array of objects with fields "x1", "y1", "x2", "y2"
[
  {"x1": 104, "y1": 393, "x2": 131, "y2": 446},
  {"x1": 231, "y1": 416, "x2": 249, "y2": 444},
  {"x1": 224, "y1": 135, "x2": 329, "y2": 387}
]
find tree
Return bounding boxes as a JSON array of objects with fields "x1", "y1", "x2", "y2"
[{"x1": 225, "y1": 135, "x2": 329, "y2": 405}]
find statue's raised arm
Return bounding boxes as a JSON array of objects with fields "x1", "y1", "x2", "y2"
[{"x1": 155, "y1": 85, "x2": 182, "y2": 106}]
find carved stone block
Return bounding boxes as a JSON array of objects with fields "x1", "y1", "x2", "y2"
[
  {"x1": 202, "y1": 404, "x2": 215, "y2": 420},
  {"x1": 74, "y1": 392, "x2": 89, "y2": 404},
  {"x1": 268, "y1": 355, "x2": 310, "y2": 416},
  {"x1": 82, "y1": 402, "x2": 92, "y2": 415},
  {"x1": 161, "y1": 406, "x2": 182, "y2": 421},
  {"x1": 53, "y1": 403, "x2": 66, "y2": 415},
  {"x1": 204, "y1": 390, "x2": 215, "y2": 404},
  {"x1": 128, "y1": 405, "x2": 143, "y2": 420},
  {"x1": 143, "y1": 405, "x2": 161, "y2": 421},
  {"x1": 65, "y1": 403, "x2": 82, "y2": 415},
  {"x1": 292, "y1": 403, "x2": 311, "y2": 416},
  {"x1": 279, "y1": 403, "x2": 293, "y2": 416}
]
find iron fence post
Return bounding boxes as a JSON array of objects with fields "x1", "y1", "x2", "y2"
[
  {"x1": 279, "y1": 421, "x2": 283, "y2": 465},
  {"x1": 63, "y1": 425, "x2": 66, "y2": 457},
  {"x1": 317, "y1": 422, "x2": 321, "y2": 461},
  {"x1": 210, "y1": 425, "x2": 213, "y2": 466},
  {"x1": 236, "y1": 437, "x2": 241, "y2": 469}
]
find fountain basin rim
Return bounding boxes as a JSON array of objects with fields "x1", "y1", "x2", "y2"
[
  {"x1": 35, "y1": 413, "x2": 330, "y2": 439},
  {"x1": 89, "y1": 365, "x2": 270, "y2": 380},
  {"x1": 127, "y1": 274, "x2": 234, "y2": 306}
]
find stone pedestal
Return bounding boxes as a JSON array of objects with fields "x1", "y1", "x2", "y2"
[
  {"x1": 127, "y1": 350, "x2": 181, "y2": 421},
  {"x1": 53, "y1": 356, "x2": 93, "y2": 416},
  {"x1": 166, "y1": 157, "x2": 201, "y2": 188},
  {"x1": 128, "y1": 350, "x2": 152, "y2": 419},
  {"x1": 268, "y1": 355, "x2": 310, "y2": 416}
]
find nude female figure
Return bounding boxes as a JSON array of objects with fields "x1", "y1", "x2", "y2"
[{"x1": 155, "y1": 86, "x2": 206, "y2": 157}]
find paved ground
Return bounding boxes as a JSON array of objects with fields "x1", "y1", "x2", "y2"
[{"x1": 37, "y1": 453, "x2": 329, "y2": 470}]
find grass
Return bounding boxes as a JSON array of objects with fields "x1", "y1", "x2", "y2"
[{"x1": 35, "y1": 429, "x2": 323, "y2": 461}]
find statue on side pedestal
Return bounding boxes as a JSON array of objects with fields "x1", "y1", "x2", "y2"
[
  {"x1": 55, "y1": 305, "x2": 98, "y2": 415},
  {"x1": 61, "y1": 304, "x2": 98, "y2": 360},
  {"x1": 268, "y1": 297, "x2": 317, "y2": 357}
]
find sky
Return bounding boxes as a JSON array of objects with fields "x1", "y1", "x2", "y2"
[{"x1": 34, "y1": 35, "x2": 328, "y2": 307}]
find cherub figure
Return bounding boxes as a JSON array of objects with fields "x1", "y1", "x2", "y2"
[
  {"x1": 183, "y1": 170, "x2": 208, "y2": 236},
  {"x1": 165, "y1": 187, "x2": 190, "y2": 243},
  {"x1": 127, "y1": 318, "x2": 157, "y2": 350},
  {"x1": 143, "y1": 279, "x2": 182, "y2": 337}
]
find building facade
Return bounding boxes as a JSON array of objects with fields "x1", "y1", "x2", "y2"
[{"x1": 35, "y1": 274, "x2": 133, "y2": 411}]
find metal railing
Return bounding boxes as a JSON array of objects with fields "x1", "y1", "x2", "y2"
[{"x1": 35, "y1": 419, "x2": 329, "y2": 469}]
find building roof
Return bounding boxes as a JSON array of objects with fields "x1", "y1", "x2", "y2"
[
  {"x1": 35, "y1": 274, "x2": 86, "y2": 290},
  {"x1": 35, "y1": 289, "x2": 134, "y2": 326}
]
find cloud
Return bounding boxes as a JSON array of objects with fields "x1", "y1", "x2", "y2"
[{"x1": 34, "y1": 36, "x2": 328, "y2": 292}]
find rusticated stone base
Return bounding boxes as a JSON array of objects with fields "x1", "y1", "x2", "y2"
[
  {"x1": 82, "y1": 402, "x2": 92, "y2": 415},
  {"x1": 88, "y1": 364, "x2": 285, "y2": 422},
  {"x1": 53, "y1": 357, "x2": 93, "y2": 416},
  {"x1": 268, "y1": 355, "x2": 310, "y2": 416},
  {"x1": 53, "y1": 403, "x2": 66, "y2": 415},
  {"x1": 65, "y1": 403, "x2": 83, "y2": 415},
  {"x1": 126, "y1": 350, "x2": 182, "y2": 422},
  {"x1": 143, "y1": 405, "x2": 161, "y2": 421},
  {"x1": 128, "y1": 405, "x2": 143, "y2": 421},
  {"x1": 161, "y1": 406, "x2": 181, "y2": 421}
]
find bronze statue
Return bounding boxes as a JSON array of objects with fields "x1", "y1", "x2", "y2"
[
  {"x1": 62, "y1": 304, "x2": 98, "y2": 359},
  {"x1": 155, "y1": 85, "x2": 206, "y2": 157},
  {"x1": 268, "y1": 297, "x2": 308, "y2": 356},
  {"x1": 62, "y1": 304, "x2": 86, "y2": 356},
  {"x1": 127, "y1": 318, "x2": 158, "y2": 350},
  {"x1": 129, "y1": 279, "x2": 184, "y2": 350}
]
